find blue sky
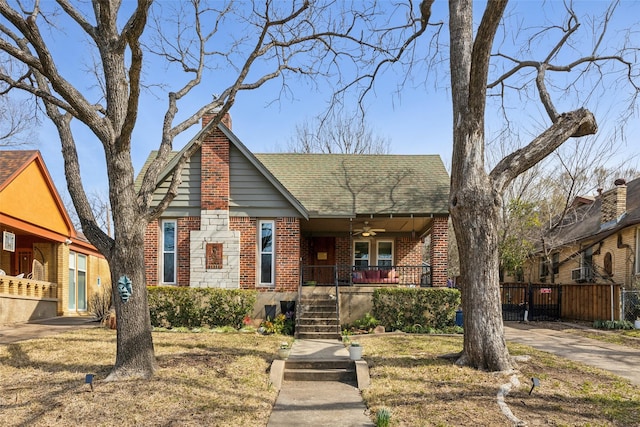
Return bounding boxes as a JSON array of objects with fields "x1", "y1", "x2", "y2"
[{"x1": 28, "y1": 0, "x2": 639, "y2": 203}]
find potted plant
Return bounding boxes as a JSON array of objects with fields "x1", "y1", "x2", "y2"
[
  {"x1": 277, "y1": 342, "x2": 291, "y2": 360},
  {"x1": 348, "y1": 341, "x2": 363, "y2": 360}
]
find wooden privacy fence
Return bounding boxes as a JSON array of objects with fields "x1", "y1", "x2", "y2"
[
  {"x1": 561, "y1": 283, "x2": 621, "y2": 322},
  {"x1": 500, "y1": 282, "x2": 621, "y2": 322}
]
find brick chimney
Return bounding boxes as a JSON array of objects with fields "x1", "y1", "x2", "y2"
[
  {"x1": 202, "y1": 109, "x2": 232, "y2": 130},
  {"x1": 200, "y1": 109, "x2": 232, "y2": 211},
  {"x1": 601, "y1": 178, "x2": 627, "y2": 224}
]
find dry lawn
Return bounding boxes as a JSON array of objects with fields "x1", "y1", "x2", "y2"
[
  {"x1": 1, "y1": 327, "x2": 639, "y2": 426},
  {"x1": 360, "y1": 334, "x2": 640, "y2": 426},
  {"x1": 0, "y1": 328, "x2": 288, "y2": 427}
]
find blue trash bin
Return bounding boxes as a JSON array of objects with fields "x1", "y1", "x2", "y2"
[{"x1": 455, "y1": 310, "x2": 463, "y2": 327}]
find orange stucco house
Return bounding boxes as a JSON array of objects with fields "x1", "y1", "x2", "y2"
[{"x1": 0, "y1": 150, "x2": 110, "y2": 325}]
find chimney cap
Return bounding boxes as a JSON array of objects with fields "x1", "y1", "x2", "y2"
[{"x1": 614, "y1": 178, "x2": 627, "y2": 186}]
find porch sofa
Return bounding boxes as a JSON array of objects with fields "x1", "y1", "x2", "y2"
[{"x1": 352, "y1": 268, "x2": 400, "y2": 284}]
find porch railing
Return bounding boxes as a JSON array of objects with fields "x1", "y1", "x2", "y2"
[
  {"x1": 0, "y1": 275, "x2": 58, "y2": 299},
  {"x1": 301, "y1": 264, "x2": 431, "y2": 287}
]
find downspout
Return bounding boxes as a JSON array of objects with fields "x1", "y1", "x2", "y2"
[{"x1": 611, "y1": 283, "x2": 614, "y2": 322}]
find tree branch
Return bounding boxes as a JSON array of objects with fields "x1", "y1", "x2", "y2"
[{"x1": 490, "y1": 108, "x2": 597, "y2": 194}]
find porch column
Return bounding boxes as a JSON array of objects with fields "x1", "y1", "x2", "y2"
[
  {"x1": 430, "y1": 216, "x2": 448, "y2": 287},
  {"x1": 56, "y1": 242, "x2": 69, "y2": 316}
]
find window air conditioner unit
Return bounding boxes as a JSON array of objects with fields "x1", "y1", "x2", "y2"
[{"x1": 571, "y1": 267, "x2": 590, "y2": 282}]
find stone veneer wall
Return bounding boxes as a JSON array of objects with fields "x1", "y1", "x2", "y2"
[{"x1": 190, "y1": 210, "x2": 240, "y2": 288}]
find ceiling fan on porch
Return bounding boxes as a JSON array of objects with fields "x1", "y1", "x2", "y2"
[{"x1": 353, "y1": 221, "x2": 385, "y2": 237}]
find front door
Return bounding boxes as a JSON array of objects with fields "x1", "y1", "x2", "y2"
[
  {"x1": 16, "y1": 249, "x2": 32, "y2": 276},
  {"x1": 311, "y1": 237, "x2": 335, "y2": 285}
]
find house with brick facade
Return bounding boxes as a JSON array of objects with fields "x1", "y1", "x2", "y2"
[
  {"x1": 0, "y1": 150, "x2": 111, "y2": 325},
  {"x1": 140, "y1": 112, "x2": 450, "y2": 322}
]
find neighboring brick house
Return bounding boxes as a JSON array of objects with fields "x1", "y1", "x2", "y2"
[
  {"x1": 0, "y1": 150, "x2": 111, "y2": 324},
  {"x1": 139, "y1": 112, "x2": 450, "y2": 318},
  {"x1": 524, "y1": 177, "x2": 640, "y2": 289}
]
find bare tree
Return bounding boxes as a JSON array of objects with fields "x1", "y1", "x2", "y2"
[
  {"x1": 445, "y1": 0, "x2": 637, "y2": 371},
  {"x1": 491, "y1": 128, "x2": 639, "y2": 282},
  {"x1": 0, "y1": 0, "x2": 391, "y2": 380},
  {"x1": 63, "y1": 190, "x2": 112, "y2": 237},
  {"x1": 287, "y1": 111, "x2": 391, "y2": 154},
  {"x1": 0, "y1": 94, "x2": 37, "y2": 146}
]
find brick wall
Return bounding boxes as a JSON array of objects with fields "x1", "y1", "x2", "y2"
[
  {"x1": 144, "y1": 220, "x2": 159, "y2": 285},
  {"x1": 178, "y1": 217, "x2": 201, "y2": 286},
  {"x1": 275, "y1": 217, "x2": 300, "y2": 292},
  {"x1": 430, "y1": 216, "x2": 449, "y2": 287},
  {"x1": 336, "y1": 236, "x2": 351, "y2": 265},
  {"x1": 144, "y1": 217, "x2": 201, "y2": 286},
  {"x1": 201, "y1": 126, "x2": 230, "y2": 211},
  {"x1": 396, "y1": 236, "x2": 422, "y2": 266},
  {"x1": 230, "y1": 216, "x2": 257, "y2": 289}
]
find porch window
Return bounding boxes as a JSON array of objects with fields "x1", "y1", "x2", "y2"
[
  {"x1": 552, "y1": 253, "x2": 559, "y2": 275},
  {"x1": 353, "y1": 241, "x2": 370, "y2": 268},
  {"x1": 581, "y1": 247, "x2": 594, "y2": 281},
  {"x1": 259, "y1": 220, "x2": 275, "y2": 286},
  {"x1": 539, "y1": 258, "x2": 549, "y2": 279},
  {"x1": 161, "y1": 220, "x2": 177, "y2": 284},
  {"x1": 69, "y1": 252, "x2": 87, "y2": 311},
  {"x1": 541, "y1": 253, "x2": 559, "y2": 279},
  {"x1": 377, "y1": 241, "x2": 394, "y2": 267}
]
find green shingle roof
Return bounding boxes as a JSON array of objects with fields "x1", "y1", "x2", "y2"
[{"x1": 254, "y1": 153, "x2": 449, "y2": 217}]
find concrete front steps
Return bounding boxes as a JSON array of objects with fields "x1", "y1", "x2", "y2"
[
  {"x1": 284, "y1": 359, "x2": 356, "y2": 384},
  {"x1": 296, "y1": 291, "x2": 341, "y2": 340},
  {"x1": 269, "y1": 339, "x2": 371, "y2": 391}
]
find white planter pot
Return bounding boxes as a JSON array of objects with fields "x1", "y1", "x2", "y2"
[
  {"x1": 634, "y1": 319, "x2": 640, "y2": 330},
  {"x1": 278, "y1": 348, "x2": 291, "y2": 360},
  {"x1": 349, "y1": 345, "x2": 363, "y2": 360}
]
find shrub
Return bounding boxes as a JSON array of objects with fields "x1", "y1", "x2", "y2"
[
  {"x1": 89, "y1": 284, "x2": 112, "y2": 322},
  {"x1": 259, "y1": 313, "x2": 295, "y2": 335},
  {"x1": 147, "y1": 287, "x2": 256, "y2": 329},
  {"x1": 372, "y1": 287, "x2": 461, "y2": 333},
  {"x1": 353, "y1": 312, "x2": 379, "y2": 331},
  {"x1": 593, "y1": 320, "x2": 634, "y2": 330}
]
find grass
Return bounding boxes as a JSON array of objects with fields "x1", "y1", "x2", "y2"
[
  {"x1": 574, "y1": 328, "x2": 640, "y2": 350},
  {"x1": 0, "y1": 328, "x2": 286, "y2": 427},
  {"x1": 1, "y1": 327, "x2": 639, "y2": 426},
  {"x1": 360, "y1": 334, "x2": 640, "y2": 426}
]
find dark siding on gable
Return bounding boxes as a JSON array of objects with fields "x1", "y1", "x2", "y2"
[{"x1": 229, "y1": 146, "x2": 301, "y2": 217}]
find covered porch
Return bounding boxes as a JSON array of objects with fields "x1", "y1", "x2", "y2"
[{"x1": 299, "y1": 215, "x2": 447, "y2": 288}]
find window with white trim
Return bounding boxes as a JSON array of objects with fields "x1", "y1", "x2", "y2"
[
  {"x1": 353, "y1": 241, "x2": 370, "y2": 267},
  {"x1": 377, "y1": 241, "x2": 394, "y2": 267},
  {"x1": 161, "y1": 220, "x2": 177, "y2": 284},
  {"x1": 68, "y1": 252, "x2": 87, "y2": 311},
  {"x1": 259, "y1": 220, "x2": 275, "y2": 286}
]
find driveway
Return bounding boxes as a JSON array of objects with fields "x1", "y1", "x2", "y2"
[{"x1": 504, "y1": 322, "x2": 640, "y2": 386}]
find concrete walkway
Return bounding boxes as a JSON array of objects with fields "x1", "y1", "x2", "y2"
[
  {"x1": 504, "y1": 322, "x2": 640, "y2": 386},
  {"x1": 267, "y1": 339, "x2": 374, "y2": 427},
  {"x1": 0, "y1": 316, "x2": 99, "y2": 344}
]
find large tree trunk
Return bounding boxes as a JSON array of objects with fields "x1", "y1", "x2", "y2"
[
  {"x1": 450, "y1": 183, "x2": 512, "y2": 371},
  {"x1": 449, "y1": 0, "x2": 513, "y2": 372},
  {"x1": 106, "y1": 228, "x2": 156, "y2": 380},
  {"x1": 104, "y1": 153, "x2": 157, "y2": 381}
]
